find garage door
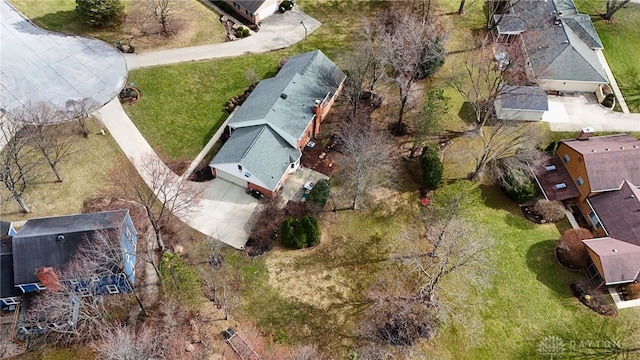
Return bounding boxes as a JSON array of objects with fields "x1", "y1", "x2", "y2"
[{"x1": 216, "y1": 169, "x2": 247, "y2": 188}]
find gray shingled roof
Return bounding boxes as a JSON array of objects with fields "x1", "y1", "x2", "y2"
[
  {"x1": 231, "y1": 0, "x2": 266, "y2": 13},
  {"x1": 493, "y1": 14, "x2": 527, "y2": 34},
  {"x1": 563, "y1": 15, "x2": 604, "y2": 49},
  {"x1": 562, "y1": 135, "x2": 640, "y2": 192},
  {"x1": 214, "y1": 50, "x2": 345, "y2": 190},
  {"x1": 499, "y1": 85, "x2": 549, "y2": 111},
  {"x1": 229, "y1": 50, "x2": 346, "y2": 147},
  {"x1": 514, "y1": 0, "x2": 607, "y2": 84},
  {"x1": 211, "y1": 126, "x2": 301, "y2": 191},
  {"x1": 12, "y1": 210, "x2": 128, "y2": 285}
]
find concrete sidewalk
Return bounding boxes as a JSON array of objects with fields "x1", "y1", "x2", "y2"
[{"x1": 125, "y1": 7, "x2": 321, "y2": 69}]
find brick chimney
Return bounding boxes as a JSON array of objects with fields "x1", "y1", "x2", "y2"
[
  {"x1": 35, "y1": 266, "x2": 63, "y2": 291},
  {"x1": 577, "y1": 127, "x2": 595, "y2": 140}
]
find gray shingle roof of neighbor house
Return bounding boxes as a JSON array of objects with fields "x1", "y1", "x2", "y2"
[
  {"x1": 211, "y1": 126, "x2": 301, "y2": 190},
  {"x1": 12, "y1": 210, "x2": 129, "y2": 285},
  {"x1": 583, "y1": 237, "x2": 640, "y2": 284},
  {"x1": 589, "y1": 180, "x2": 640, "y2": 247},
  {"x1": 1, "y1": 237, "x2": 21, "y2": 299},
  {"x1": 499, "y1": 85, "x2": 549, "y2": 111},
  {"x1": 492, "y1": 14, "x2": 527, "y2": 34},
  {"x1": 231, "y1": 0, "x2": 271, "y2": 13},
  {"x1": 229, "y1": 50, "x2": 346, "y2": 146},
  {"x1": 513, "y1": 0, "x2": 607, "y2": 83},
  {"x1": 562, "y1": 134, "x2": 640, "y2": 191}
]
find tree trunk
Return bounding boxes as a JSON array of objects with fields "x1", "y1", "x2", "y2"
[
  {"x1": 50, "y1": 163, "x2": 62, "y2": 182},
  {"x1": 11, "y1": 189, "x2": 30, "y2": 213},
  {"x1": 457, "y1": 0, "x2": 466, "y2": 14},
  {"x1": 603, "y1": 0, "x2": 631, "y2": 20}
]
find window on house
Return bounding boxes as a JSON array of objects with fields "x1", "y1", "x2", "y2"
[
  {"x1": 233, "y1": 2, "x2": 240, "y2": 9},
  {"x1": 4, "y1": 297, "x2": 17, "y2": 305},
  {"x1": 576, "y1": 176, "x2": 584, "y2": 186},
  {"x1": 555, "y1": 183, "x2": 567, "y2": 189},
  {"x1": 238, "y1": 164, "x2": 242, "y2": 172},
  {"x1": 563, "y1": 153, "x2": 570, "y2": 163},
  {"x1": 77, "y1": 287, "x2": 91, "y2": 297},
  {"x1": 589, "y1": 211, "x2": 602, "y2": 229},
  {"x1": 545, "y1": 165, "x2": 557, "y2": 171},
  {"x1": 106, "y1": 285, "x2": 120, "y2": 294},
  {"x1": 246, "y1": 10, "x2": 252, "y2": 17}
]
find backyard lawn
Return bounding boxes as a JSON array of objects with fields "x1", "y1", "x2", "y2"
[{"x1": 575, "y1": 1, "x2": 640, "y2": 113}]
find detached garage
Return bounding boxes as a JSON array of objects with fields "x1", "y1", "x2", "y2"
[{"x1": 494, "y1": 85, "x2": 549, "y2": 121}]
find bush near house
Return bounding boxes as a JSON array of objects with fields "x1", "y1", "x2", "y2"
[
  {"x1": 75, "y1": 0, "x2": 123, "y2": 27},
  {"x1": 555, "y1": 228, "x2": 592, "y2": 270},
  {"x1": 280, "y1": 215, "x2": 321, "y2": 249},
  {"x1": 501, "y1": 168, "x2": 537, "y2": 204},
  {"x1": 307, "y1": 179, "x2": 330, "y2": 208},
  {"x1": 534, "y1": 199, "x2": 566, "y2": 222}
]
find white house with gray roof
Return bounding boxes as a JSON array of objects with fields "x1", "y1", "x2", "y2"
[
  {"x1": 210, "y1": 50, "x2": 346, "y2": 197},
  {"x1": 222, "y1": 0, "x2": 283, "y2": 25},
  {"x1": 493, "y1": 0, "x2": 608, "y2": 93}
]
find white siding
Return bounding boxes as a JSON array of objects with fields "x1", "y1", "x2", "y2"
[{"x1": 538, "y1": 80, "x2": 601, "y2": 93}]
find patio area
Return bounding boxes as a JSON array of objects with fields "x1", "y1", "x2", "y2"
[{"x1": 279, "y1": 166, "x2": 329, "y2": 205}]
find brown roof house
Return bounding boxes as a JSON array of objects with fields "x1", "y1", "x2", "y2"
[{"x1": 534, "y1": 131, "x2": 640, "y2": 288}]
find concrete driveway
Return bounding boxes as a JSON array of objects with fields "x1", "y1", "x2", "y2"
[
  {"x1": 0, "y1": 0, "x2": 127, "y2": 114},
  {"x1": 542, "y1": 93, "x2": 640, "y2": 132}
]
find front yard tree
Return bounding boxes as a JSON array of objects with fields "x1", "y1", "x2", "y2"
[
  {"x1": 337, "y1": 119, "x2": 396, "y2": 211},
  {"x1": 22, "y1": 102, "x2": 77, "y2": 182},
  {"x1": 76, "y1": 0, "x2": 124, "y2": 27},
  {"x1": 66, "y1": 98, "x2": 98, "y2": 137},
  {"x1": 145, "y1": 0, "x2": 175, "y2": 36},
  {"x1": 109, "y1": 153, "x2": 201, "y2": 255},
  {"x1": 0, "y1": 111, "x2": 40, "y2": 213},
  {"x1": 374, "y1": 8, "x2": 447, "y2": 135}
]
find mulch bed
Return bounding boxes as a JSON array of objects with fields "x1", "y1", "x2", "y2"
[
  {"x1": 301, "y1": 145, "x2": 335, "y2": 177},
  {"x1": 521, "y1": 205, "x2": 544, "y2": 224}
]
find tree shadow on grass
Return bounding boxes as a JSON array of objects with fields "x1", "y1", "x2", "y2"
[
  {"x1": 33, "y1": 11, "x2": 79, "y2": 33},
  {"x1": 526, "y1": 240, "x2": 577, "y2": 298},
  {"x1": 457, "y1": 101, "x2": 478, "y2": 126}
]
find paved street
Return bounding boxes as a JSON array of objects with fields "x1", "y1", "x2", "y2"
[{"x1": 0, "y1": 0, "x2": 126, "y2": 114}]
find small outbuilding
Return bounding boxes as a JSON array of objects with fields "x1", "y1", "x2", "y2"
[{"x1": 494, "y1": 85, "x2": 549, "y2": 121}]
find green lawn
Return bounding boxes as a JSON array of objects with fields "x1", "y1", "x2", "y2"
[
  {"x1": 575, "y1": 2, "x2": 640, "y2": 113},
  {"x1": 125, "y1": 0, "x2": 376, "y2": 161}
]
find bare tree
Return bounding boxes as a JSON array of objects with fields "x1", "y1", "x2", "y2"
[
  {"x1": 92, "y1": 324, "x2": 163, "y2": 360},
  {"x1": 341, "y1": 41, "x2": 380, "y2": 117},
  {"x1": 140, "y1": 0, "x2": 175, "y2": 36},
  {"x1": 22, "y1": 102, "x2": 77, "y2": 182},
  {"x1": 65, "y1": 98, "x2": 98, "y2": 137},
  {"x1": 109, "y1": 153, "x2": 201, "y2": 257},
  {"x1": 603, "y1": 0, "x2": 631, "y2": 21},
  {"x1": 469, "y1": 120, "x2": 543, "y2": 181},
  {"x1": 0, "y1": 112, "x2": 40, "y2": 213},
  {"x1": 20, "y1": 229, "x2": 144, "y2": 345},
  {"x1": 373, "y1": 9, "x2": 447, "y2": 135},
  {"x1": 336, "y1": 119, "x2": 396, "y2": 211}
]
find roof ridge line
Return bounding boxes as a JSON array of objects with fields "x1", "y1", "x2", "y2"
[{"x1": 240, "y1": 125, "x2": 268, "y2": 160}]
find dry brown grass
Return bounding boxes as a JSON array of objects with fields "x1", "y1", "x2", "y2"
[
  {"x1": 9, "y1": 0, "x2": 226, "y2": 53},
  {"x1": 0, "y1": 118, "x2": 127, "y2": 221}
]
